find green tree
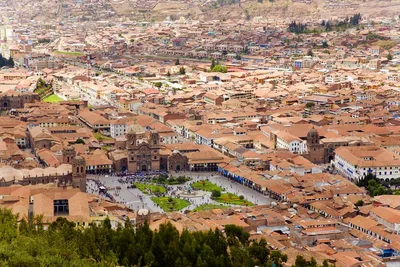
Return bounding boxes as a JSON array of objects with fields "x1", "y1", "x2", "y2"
[
  {"x1": 75, "y1": 138, "x2": 85, "y2": 144},
  {"x1": 225, "y1": 224, "x2": 250, "y2": 246},
  {"x1": 372, "y1": 184, "x2": 386, "y2": 197},
  {"x1": 306, "y1": 102, "x2": 315, "y2": 109},
  {"x1": 211, "y1": 190, "x2": 221, "y2": 198},
  {"x1": 0, "y1": 207, "x2": 309, "y2": 266},
  {"x1": 321, "y1": 259, "x2": 334, "y2": 267},
  {"x1": 245, "y1": 9, "x2": 250, "y2": 21},
  {"x1": 19, "y1": 218, "x2": 30, "y2": 235},
  {"x1": 292, "y1": 255, "x2": 317, "y2": 267},
  {"x1": 195, "y1": 255, "x2": 207, "y2": 267},
  {"x1": 210, "y1": 58, "x2": 216, "y2": 70},
  {"x1": 270, "y1": 250, "x2": 287, "y2": 267},
  {"x1": 357, "y1": 173, "x2": 376, "y2": 188},
  {"x1": 179, "y1": 67, "x2": 186, "y2": 75},
  {"x1": 175, "y1": 58, "x2": 180, "y2": 65},
  {"x1": 387, "y1": 53, "x2": 393, "y2": 60},
  {"x1": 0, "y1": 208, "x2": 18, "y2": 242},
  {"x1": 248, "y1": 239, "x2": 269, "y2": 265},
  {"x1": 288, "y1": 21, "x2": 307, "y2": 33},
  {"x1": 153, "y1": 82, "x2": 162, "y2": 88},
  {"x1": 355, "y1": 200, "x2": 364, "y2": 207},
  {"x1": 211, "y1": 65, "x2": 228, "y2": 73}
]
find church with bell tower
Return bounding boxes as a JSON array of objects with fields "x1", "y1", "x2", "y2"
[
  {"x1": 126, "y1": 122, "x2": 161, "y2": 172},
  {"x1": 62, "y1": 146, "x2": 87, "y2": 192},
  {"x1": 305, "y1": 127, "x2": 325, "y2": 164}
]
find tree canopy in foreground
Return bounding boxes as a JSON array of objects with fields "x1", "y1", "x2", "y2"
[{"x1": 0, "y1": 208, "x2": 332, "y2": 267}]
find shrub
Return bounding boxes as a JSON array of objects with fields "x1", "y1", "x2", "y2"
[
  {"x1": 355, "y1": 200, "x2": 364, "y2": 207},
  {"x1": 211, "y1": 190, "x2": 222, "y2": 198}
]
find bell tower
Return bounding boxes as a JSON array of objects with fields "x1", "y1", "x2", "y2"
[
  {"x1": 307, "y1": 127, "x2": 320, "y2": 146},
  {"x1": 306, "y1": 127, "x2": 325, "y2": 164},
  {"x1": 150, "y1": 130, "x2": 160, "y2": 147},
  {"x1": 72, "y1": 156, "x2": 86, "y2": 192},
  {"x1": 126, "y1": 132, "x2": 138, "y2": 149},
  {"x1": 150, "y1": 130, "x2": 160, "y2": 170},
  {"x1": 63, "y1": 146, "x2": 76, "y2": 164}
]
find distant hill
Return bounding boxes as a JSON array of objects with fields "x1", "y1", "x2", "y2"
[
  {"x1": 2, "y1": 0, "x2": 400, "y2": 22},
  {"x1": 102, "y1": 0, "x2": 400, "y2": 22}
]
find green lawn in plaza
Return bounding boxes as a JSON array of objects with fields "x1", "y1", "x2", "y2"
[
  {"x1": 42, "y1": 94, "x2": 64, "y2": 103},
  {"x1": 193, "y1": 204, "x2": 229, "y2": 212},
  {"x1": 191, "y1": 180, "x2": 223, "y2": 192},
  {"x1": 134, "y1": 183, "x2": 166, "y2": 195},
  {"x1": 151, "y1": 197, "x2": 190, "y2": 212},
  {"x1": 212, "y1": 193, "x2": 254, "y2": 206}
]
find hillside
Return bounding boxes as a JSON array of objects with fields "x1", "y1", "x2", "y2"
[
  {"x1": 112, "y1": 0, "x2": 400, "y2": 21},
  {"x1": 1, "y1": 0, "x2": 399, "y2": 23}
]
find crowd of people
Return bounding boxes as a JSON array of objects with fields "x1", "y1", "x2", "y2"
[{"x1": 86, "y1": 178, "x2": 115, "y2": 202}]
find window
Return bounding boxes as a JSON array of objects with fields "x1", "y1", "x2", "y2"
[{"x1": 54, "y1": 199, "x2": 69, "y2": 216}]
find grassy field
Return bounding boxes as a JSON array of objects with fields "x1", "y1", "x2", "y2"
[
  {"x1": 93, "y1": 132, "x2": 112, "y2": 142},
  {"x1": 213, "y1": 193, "x2": 253, "y2": 206},
  {"x1": 151, "y1": 197, "x2": 190, "y2": 212},
  {"x1": 54, "y1": 50, "x2": 84, "y2": 56},
  {"x1": 193, "y1": 204, "x2": 229, "y2": 212},
  {"x1": 134, "y1": 183, "x2": 166, "y2": 195},
  {"x1": 42, "y1": 94, "x2": 64, "y2": 103},
  {"x1": 191, "y1": 180, "x2": 223, "y2": 192}
]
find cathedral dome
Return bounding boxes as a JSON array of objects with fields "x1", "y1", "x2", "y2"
[
  {"x1": 126, "y1": 123, "x2": 145, "y2": 135},
  {"x1": 307, "y1": 127, "x2": 318, "y2": 137}
]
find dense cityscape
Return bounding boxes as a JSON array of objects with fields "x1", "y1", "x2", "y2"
[{"x1": 0, "y1": 0, "x2": 398, "y2": 266}]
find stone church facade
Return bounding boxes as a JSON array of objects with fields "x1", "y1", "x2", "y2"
[
  {"x1": 112, "y1": 123, "x2": 190, "y2": 173},
  {"x1": 127, "y1": 130, "x2": 161, "y2": 172}
]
